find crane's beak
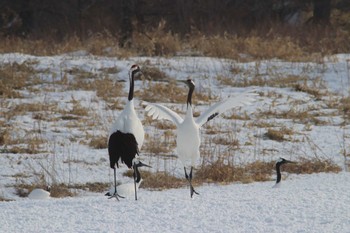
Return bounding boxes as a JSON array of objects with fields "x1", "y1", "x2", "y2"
[
  {"x1": 177, "y1": 80, "x2": 187, "y2": 85},
  {"x1": 285, "y1": 159, "x2": 296, "y2": 164},
  {"x1": 137, "y1": 161, "x2": 152, "y2": 168}
]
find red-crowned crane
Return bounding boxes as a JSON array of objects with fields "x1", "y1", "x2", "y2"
[
  {"x1": 273, "y1": 157, "x2": 295, "y2": 188},
  {"x1": 144, "y1": 79, "x2": 257, "y2": 197},
  {"x1": 108, "y1": 64, "x2": 145, "y2": 200}
]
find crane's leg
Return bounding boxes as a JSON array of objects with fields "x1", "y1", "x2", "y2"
[
  {"x1": 184, "y1": 167, "x2": 199, "y2": 198},
  {"x1": 109, "y1": 167, "x2": 125, "y2": 200},
  {"x1": 133, "y1": 166, "x2": 138, "y2": 201}
]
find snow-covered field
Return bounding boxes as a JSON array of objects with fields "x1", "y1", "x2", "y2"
[
  {"x1": 0, "y1": 53, "x2": 349, "y2": 232},
  {"x1": 1, "y1": 172, "x2": 349, "y2": 233}
]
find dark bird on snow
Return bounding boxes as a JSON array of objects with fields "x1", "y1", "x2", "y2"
[{"x1": 273, "y1": 157, "x2": 295, "y2": 188}]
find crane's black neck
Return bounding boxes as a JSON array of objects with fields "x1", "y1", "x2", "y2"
[
  {"x1": 187, "y1": 84, "x2": 194, "y2": 108},
  {"x1": 133, "y1": 164, "x2": 142, "y2": 183},
  {"x1": 276, "y1": 163, "x2": 282, "y2": 183},
  {"x1": 128, "y1": 69, "x2": 137, "y2": 101}
]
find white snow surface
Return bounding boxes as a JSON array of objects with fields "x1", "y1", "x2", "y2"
[
  {"x1": 1, "y1": 172, "x2": 349, "y2": 233},
  {"x1": 0, "y1": 53, "x2": 350, "y2": 232}
]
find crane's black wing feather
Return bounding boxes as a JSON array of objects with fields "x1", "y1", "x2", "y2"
[{"x1": 108, "y1": 131, "x2": 139, "y2": 169}]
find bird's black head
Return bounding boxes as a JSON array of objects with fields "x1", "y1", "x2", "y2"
[
  {"x1": 185, "y1": 79, "x2": 195, "y2": 89},
  {"x1": 178, "y1": 79, "x2": 195, "y2": 88},
  {"x1": 128, "y1": 64, "x2": 142, "y2": 101},
  {"x1": 178, "y1": 79, "x2": 195, "y2": 107},
  {"x1": 129, "y1": 64, "x2": 142, "y2": 79},
  {"x1": 130, "y1": 64, "x2": 140, "y2": 72},
  {"x1": 276, "y1": 157, "x2": 294, "y2": 166}
]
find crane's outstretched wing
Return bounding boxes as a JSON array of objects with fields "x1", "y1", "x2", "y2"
[
  {"x1": 195, "y1": 91, "x2": 258, "y2": 127},
  {"x1": 144, "y1": 102, "x2": 183, "y2": 126}
]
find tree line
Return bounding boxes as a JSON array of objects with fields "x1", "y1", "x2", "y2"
[{"x1": 0, "y1": 0, "x2": 348, "y2": 46}]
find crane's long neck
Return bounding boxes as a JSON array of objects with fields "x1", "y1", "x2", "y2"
[
  {"x1": 128, "y1": 70, "x2": 136, "y2": 101},
  {"x1": 187, "y1": 84, "x2": 194, "y2": 108},
  {"x1": 276, "y1": 163, "x2": 282, "y2": 183},
  {"x1": 134, "y1": 165, "x2": 142, "y2": 183}
]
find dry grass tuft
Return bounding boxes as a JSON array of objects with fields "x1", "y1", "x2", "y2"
[
  {"x1": 64, "y1": 99, "x2": 90, "y2": 117},
  {"x1": 142, "y1": 132, "x2": 175, "y2": 155},
  {"x1": 0, "y1": 127, "x2": 46, "y2": 154},
  {"x1": 264, "y1": 127, "x2": 293, "y2": 142},
  {"x1": 0, "y1": 62, "x2": 34, "y2": 98},
  {"x1": 123, "y1": 169, "x2": 187, "y2": 191},
  {"x1": 49, "y1": 184, "x2": 76, "y2": 198},
  {"x1": 212, "y1": 135, "x2": 240, "y2": 147},
  {"x1": 340, "y1": 96, "x2": 350, "y2": 118},
  {"x1": 218, "y1": 74, "x2": 308, "y2": 88},
  {"x1": 196, "y1": 160, "x2": 273, "y2": 184},
  {"x1": 140, "y1": 66, "x2": 170, "y2": 81},
  {"x1": 88, "y1": 135, "x2": 107, "y2": 149},
  {"x1": 153, "y1": 121, "x2": 177, "y2": 130},
  {"x1": 132, "y1": 20, "x2": 181, "y2": 56},
  {"x1": 69, "y1": 182, "x2": 110, "y2": 193},
  {"x1": 68, "y1": 75, "x2": 125, "y2": 105},
  {"x1": 137, "y1": 171, "x2": 185, "y2": 191},
  {"x1": 294, "y1": 83, "x2": 322, "y2": 99},
  {"x1": 256, "y1": 108, "x2": 327, "y2": 125},
  {"x1": 137, "y1": 81, "x2": 185, "y2": 103},
  {"x1": 283, "y1": 158, "x2": 341, "y2": 174}
]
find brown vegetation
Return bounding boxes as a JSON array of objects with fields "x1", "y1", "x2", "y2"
[
  {"x1": 195, "y1": 157, "x2": 341, "y2": 185},
  {"x1": 121, "y1": 157, "x2": 342, "y2": 191}
]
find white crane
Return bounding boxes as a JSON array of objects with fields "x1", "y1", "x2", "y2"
[
  {"x1": 273, "y1": 157, "x2": 295, "y2": 188},
  {"x1": 108, "y1": 64, "x2": 145, "y2": 200},
  {"x1": 144, "y1": 79, "x2": 257, "y2": 197},
  {"x1": 105, "y1": 159, "x2": 151, "y2": 199}
]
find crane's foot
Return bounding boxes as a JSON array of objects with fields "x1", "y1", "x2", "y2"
[
  {"x1": 107, "y1": 192, "x2": 125, "y2": 200},
  {"x1": 190, "y1": 185, "x2": 199, "y2": 198}
]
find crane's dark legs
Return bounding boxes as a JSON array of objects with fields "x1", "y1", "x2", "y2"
[
  {"x1": 109, "y1": 167, "x2": 124, "y2": 200},
  {"x1": 184, "y1": 167, "x2": 199, "y2": 198},
  {"x1": 133, "y1": 166, "x2": 138, "y2": 201}
]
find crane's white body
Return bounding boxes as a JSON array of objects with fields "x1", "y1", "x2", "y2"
[
  {"x1": 145, "y1": 90, "x2": 257, "y2": 168},
  {"x1": 176, "y1": 107, "x2": 200, "y2": 167},
  {"x1": 28, "y1": 189, "x2": 50, "y2": 200},
  {"x1": 110, "y1": 100, "x2": 144, "y2": 150}
]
